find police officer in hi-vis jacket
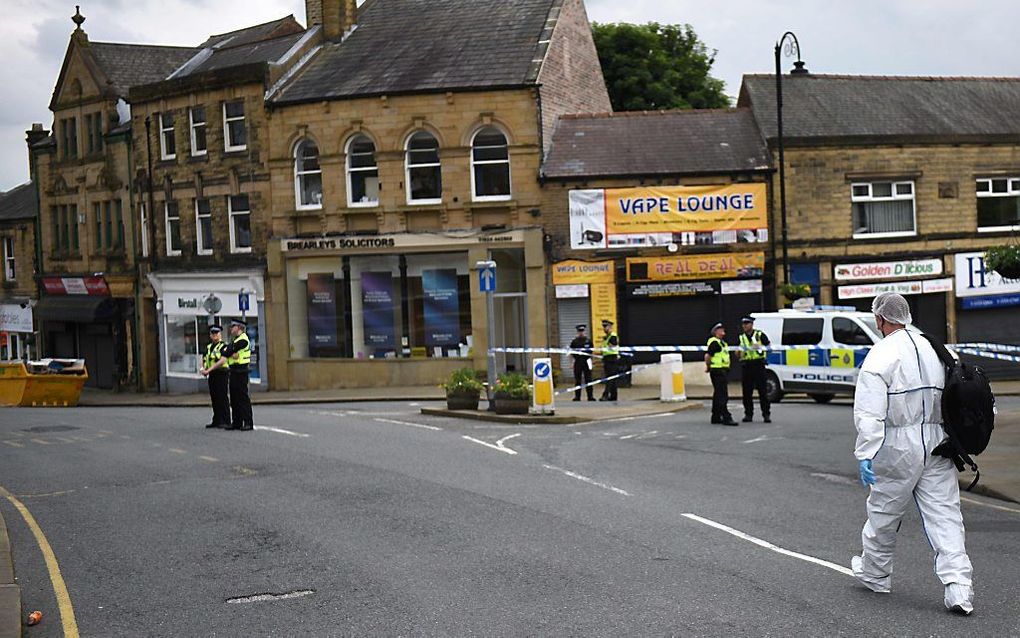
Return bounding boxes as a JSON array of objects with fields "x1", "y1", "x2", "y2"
[{"x1": 199, "y1": 325, "x2": 230, "y2": 428}]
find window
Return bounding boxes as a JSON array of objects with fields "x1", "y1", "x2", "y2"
[
  {"x1": 60, "y1": 118, "x2": 78, "y2": 159},
  {"x1": 52, "y1": 204, "x2": 78, "y2": 253},
  {"x1": 115, "y1": 199, "x2": 124, "y2": 249},
  {"x1": 471, "y1": 126, "x2": 511, "y2": 200},
  {"x1": 195, "y1": 198, "x2": 212, "y2": 255},
  {"x1": 159, "y1": 112, "x2": 176, "y2": 160},
  {"x1": 346, "y1": 135, "x2": 379, "y2": 207},
  {"x1": 976, "y1": 177, "x2": 1020, "y2": 231},
  {"x1": 93, "y1": 202, "x2": 103, "y2": 250},
  {"x1": 223, "y1": 100, "x2": 247, "y2": 151},
  {"x1": 782, "y1": 318, "x2": 824, "y2": 346},
  {"x1": 228, "y1": 195, "x2": 252, "y2": 253},
  {"x1": 832, "y1": 318, "x2": 874, "y2": 346},
  {"x1": 84, "y1": 113, "x2": 103, "y2": 154},
  {"x1": 189, "y1": 106, "x2": 207, "y2": 156},
  {"x1": 405, "y1": 131, "x2": 442, "y2": 204},
  {"x1": 165, "y1": 314, "x2": 202, "y2": 376},
  {"x1": 3, "y1": 236, "x2": 14, "y2": 281},
  {"x1": 85, "y1": 114, "x2": 95, "y2": 154},
  {"x1": 93, "y1": 113, "x2": 103, "y2": 152},
  {"x1": 851, "y1": 181, "x2": 916, "y2": 237},
  {"x1": 139, "y1": 202, "x2": 149, "y2": 257},
  {"x1": 294, "y1": 139, "x2": 323, "y2": 209},
  {"x1": 165, "y1": 201, "x2": 181, "y2": 256}
]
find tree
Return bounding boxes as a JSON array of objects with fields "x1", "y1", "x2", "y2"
[{"x1": 591, "y1": 22, "x2": 730, "y2": 112}]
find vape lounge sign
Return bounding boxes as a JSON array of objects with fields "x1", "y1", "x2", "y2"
[{"x1": 834, "y1": 259, "x2": 942, "y2": 281}]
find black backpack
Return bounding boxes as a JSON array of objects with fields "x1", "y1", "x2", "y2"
[{"x1": 921, "y1": 334, "x2": 995, "y2": 490}]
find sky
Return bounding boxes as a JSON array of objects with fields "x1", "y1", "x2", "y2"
[{"x1": 2, "y1": 0, "x2": 1020, "y2": 191}]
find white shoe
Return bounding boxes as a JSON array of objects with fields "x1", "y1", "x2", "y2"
[
  {"x1": 944, "y1": 583, "x2": 974, "y2": 615},
  {"x1": 851, "y1": 556, "x2": 891, "y2": 593}
]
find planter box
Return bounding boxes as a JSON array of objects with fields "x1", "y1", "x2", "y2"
[
  {"x1": 446, "y1": 393, "x2": 480, "y2": 411},
  {"x1": 493, "y1": 397, "x2": 530, "y2": 415}
]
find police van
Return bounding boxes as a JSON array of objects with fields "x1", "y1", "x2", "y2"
[{"x1": 750, "y1": 307, "x2": 882, "y2": 403}]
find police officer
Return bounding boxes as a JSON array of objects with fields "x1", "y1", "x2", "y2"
[
  {"x1": 599, "y1": 319, "x2": 620, "y2": 402},
  {"x1": 200, "y1": 325, "x2": 230, "y2": 429},
  {"x1": 737, "y1": 316, "x2": 771, "y2": 423},
  {"x1": 219, "y1": 320, "x2": 253, "y2": 431},
  {"x1": 569, "y1": 324, "x2": 595, "y2": 401},
  {"x1": 705, "y1": 322, "x2": 737, "y2": 426}
]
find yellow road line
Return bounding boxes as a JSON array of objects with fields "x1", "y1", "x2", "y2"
[
  {"x1": 0, "y1": 483, "x2": 79, "y2": 637},
  {"x1": 961, "y1": 495, "x2": 1020, "y2": 515}
]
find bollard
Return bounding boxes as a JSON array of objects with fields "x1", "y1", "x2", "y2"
[{"x1": 660, "y1": 354, "x2": 686, "y2": 402}]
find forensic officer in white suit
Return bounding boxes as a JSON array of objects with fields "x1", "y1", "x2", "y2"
[{"x1": 851, "y1": 292, "x2": 974, "y2": 615}]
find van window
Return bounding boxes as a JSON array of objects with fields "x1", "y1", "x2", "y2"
[
  {"x1": 833, "y1": 318, "x2": 874, "y2": 346},
  {"x1": 782, "y1": 318, "x2": 824, "y2": 345}
]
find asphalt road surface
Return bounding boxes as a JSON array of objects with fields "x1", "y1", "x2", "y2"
[{"x1": 1, "y1": 396, "x2": 1018, "y2": 637}]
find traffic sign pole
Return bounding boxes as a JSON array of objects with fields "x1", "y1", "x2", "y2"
[{"x1": 476, "y1": 261, "x2": 498, "y2": 410}]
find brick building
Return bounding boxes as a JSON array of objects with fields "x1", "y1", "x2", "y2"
[
  {"x1": 739, "y1": 74, "x2": 1020, "y2": 376},
  {"x1": 262, "y1": 0, "x2": 611, "y2": 389},
  {"x1": 541, "y1": 109, "x2": 772, "y2": 382},
  {"x1": 0, "y1": 183, "x2": 37, "y2": 360}
]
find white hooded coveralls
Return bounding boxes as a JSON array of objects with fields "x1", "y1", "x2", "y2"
[{"x1": 853, "y1": 328, "x2": 973, "y2": 591}]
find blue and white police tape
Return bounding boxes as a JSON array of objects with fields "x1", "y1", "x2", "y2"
[
  {"x1": 554, "y1": 362, "x2": 659, "y2": 397},
  {"x1": 953, "y1": 343, "x2": 1020, "y2": 354},
  {"x1": 953, "y1": 348, "x2": 1020, "y2": 363}
]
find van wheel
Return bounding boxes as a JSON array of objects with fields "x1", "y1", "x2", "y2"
[
  {"x1": 810, "y1": 393, "x2": 835, "y2": 404},
  {"x1": 765, "y1": 371, "x2": 783, "y2": 403}
]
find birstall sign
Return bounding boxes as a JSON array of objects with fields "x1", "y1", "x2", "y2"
[
  {"x1": 834, "y1": 258, "x2": 943, "y2": 281},
  {"x1": 955, "y1": 252, "x2": 1020, "y2": 308}
]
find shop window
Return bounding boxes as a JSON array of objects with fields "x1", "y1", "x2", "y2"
[
  {"x1": 406, "y1": 131, "x2": 442, "y2": 204},
  {"x1": 165, "y1": 201, "x2": 181, "y2": 256},
  {"x1": 189, "y1": 106, "x2": 207, "y2": 156},
  {"x1": 833, "y1": 317, "x2": 874, "y2": 346},
  {"x1": 851, "y1": 181, "x2": 915, "y2": 238},
  {"x1": 223, "y1": 100, "x2": 247, "y2": 151},
  {"x1": 346, "y1": 134, "x2": 379, "y2": 207},
  {"x1": 1, "y1": 333, "x2": 24, "y2": 361},
  {"x1": 139, "y1": 202, "x2": 149, "y2": 257},
  {"x1": 405, "y1": 253, "x2": 472, "y2": 358},
  {"x1": 351, "y1": 255, "x2": 403, "y2": 358},
  {"x1": 195, "y1": 198, "x2": 213, "y2": 255},
  {"x1": 471, "y1": 126, "x2": 511, "y2": 201},
  {"x1": 3, "y1": 236, "x2": 14, "y2": 281},
  {"x1": 782, "y1": 318, "x2": 823, "y2": 346},
  {"x1": 229, "y1": 195, "x2": 252, "y2": 253},
  {"x1": 976, "y1": 177, "x2": 1020, "y2": 231},
  {"x1": 159, "y1": 112, "x2": 176, "y2": 160},
  {"x1": 294, "y1": 139, "x2": 323, "y2": 210},
  {"x1": 165, "y1": 314, "x2": 202, "y2": 376}
]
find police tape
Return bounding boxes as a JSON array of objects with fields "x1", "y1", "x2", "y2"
[
  {"x1": 553, "y1": 362, "x2": 660, "y2": 397},
  {"x1": 953, "y1": 348, "x2": 1020, "y2": 363},
  {"x1": 953, "y1": 343, "x2": 1020, "y2": 354}
]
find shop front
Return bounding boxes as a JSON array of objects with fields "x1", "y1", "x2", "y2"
[
  {"x1": 148, "y1": 271, "x2": 267, "y2": 393},
  {"x1": 0, "y1": 301, "x2": 33, "y2": 361},
  {"x1": 954, "y1": 251, "x2": 1020, "y2": 379},
  {"x1": 271, "y1": 229, "x2": 546, "y2": 390},
  {"x1": 833, "y1": 257, "x2": 951, "y2": 342},
  {"x1": 551, "y1": 259, "x2": 618, "y2": 374}
]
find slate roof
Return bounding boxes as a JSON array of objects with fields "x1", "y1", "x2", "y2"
[
  {"x1": 739, "y1": 74, "x2": 1020, "y2": 143},
  {"x1": 542, "y1": 109, "x2": 772, "y2": 179},
  {"x1": 89, "y1": 42, "x2": 198, "y2": 96},
  {"x1": 0, "y1": 183, "x2": 36, "y2": 222},
  {"x1": 272, "y1": 0, "x2": 557, "y2": 104},
  {"x1": 199, "y1": 15, "x2": 304, "y2": 49},
  {"x1": 176, "y1": 31, "x2": 306, "y2": 77}
]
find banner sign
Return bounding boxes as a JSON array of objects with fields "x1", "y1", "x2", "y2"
[
  {"x1": 834, "y1": 258, "x2": 943, "y2": 281},
  {"x1": 955, "y1": 252, "x2": 1020, "y2": 298},
  {"x1": 569, "y1": 184, "x2": 767, "y2": 250},
  {"x1": 422, "y1": 269, "x2": 460, "y2": 347},
  {"x1": 590, "y1": 283, "x2": 617, "y2": 335},
  {"x1": 551, "y1": 260, "x2": 615, "y2": 285},
  {"x1": 627, "y1": 252, "x2": 765, "y2": 282},
  {"x1": 42, "y1": 276, "x2": 110, "y2": 296},
  {"x1": 839, "y1": 280, "x2": 923, "y2": 299},
  {"x1": 721, "y1": 279, "x2": 764, "y2": 295},
  {"x1": 0, "y1": 304, "x2": 32, "y2": 333},
  {"x1": 361, "y1": 272, "x2": 395, "y2": 350},
  {"x1": 306, "y1": 273, "x2": 338, "y2": 353},
  {"x1": 960, "y1": 294, "x2": 1020, "y2": 310},
  {"x1": 555, "y1": 284, "x2": 588, "y2": 299},
  {"x1": 627, "y1": 281, "x2": 717, "y2": 298}
]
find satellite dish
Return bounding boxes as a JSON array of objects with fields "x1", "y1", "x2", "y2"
[{"x1": 203, "y1": 294, "x2": 222, "y2": 315}]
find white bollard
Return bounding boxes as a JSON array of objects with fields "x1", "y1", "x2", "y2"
[{"x1": 660, "y1": 354, "x2": 686, "y2": 402}]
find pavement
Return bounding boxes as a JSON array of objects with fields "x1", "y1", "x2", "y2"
[{"x1": 0, "y1": 505, "x2": 19, "y2": 638}]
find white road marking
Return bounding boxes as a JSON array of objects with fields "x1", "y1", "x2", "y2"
[
  {"x1": 742, "y1": 435, "x2": 770, "y2": 444},
  {"x1": 674, "y1": 434, "x2": 688, "y2": 439},
  {"x1": 961, "y1": 495, "x2": 1020, "y2": 515},
  {"x1": 618, "y1": 433, "x2": 639, "y2": 440},
  {"x1": 811, "y1": 472, "x2": 857, "y2": 486},
  {"x1": 681, "y1": 513, "x2": 853, "y2": 576},
  {"x1": 636, "y1": 430, "x2": 660, "y2": 439},
  {"x1": 199, "y1": 456, "x2": 219, "y2": 463},
  {"x1": 543, "y1": 464, "x2": 630, "y2": 496},
  {"x1": 375, "y1": 418, "x2": 442, "y2": 431},
  {"x1": 254, "y1": 425, "x2": 311, "y2": 438},
  {"x1": 2, "y1": 440, "x2": 24, "y2": 448},
  {"x1": 462, "y1": 434, "x2": 519, "y2": 455},
  {"x1": 226, "y1": 590, "x2": 315, "y2": 604},
  {"x1": 168, "y1": 448, "x2": 187, "y2": 454}
]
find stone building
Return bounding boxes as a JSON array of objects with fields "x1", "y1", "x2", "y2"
[
  {"x1": 262, "y1": 0, "x2": 611, "y2": 389},
  {"x1": 28, "y1": 9, "x2": 195, "y2": 389},
  {"x1": 739, "y1": 74, "x2": 1020, "y2": 376},
  {"x1": 541, "y1": 109, "x2": 772, "y2": 383},
  {"x1": 0, "y1": 182, "x2": 38, "y2": 360}
]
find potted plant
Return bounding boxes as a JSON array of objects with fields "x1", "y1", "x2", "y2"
[
  {"x1": 984, "y1": 245, "x2": 1020, "y2": 280},
  {"x1": 780, "y1": 283, "x2": 812, "y2": 301},
  {"x1": 443, "y1": 368, "x2": 484, "y2": 410},
  {"x1": 491, "y1": 372, "x2": 531, "y2": 415}
]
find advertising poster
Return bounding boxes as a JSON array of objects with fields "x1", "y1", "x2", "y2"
[
  {"x1": 551, "y1": 259, "x2": 616, "y2": 285},
  {"x1": 361, "y1": 271, "x2": 395, "y2": 350},
  {"x1": 590, "y1": 283, "x2": 617, "y2": 334},
  {"x1": 626, "y1": 252, "x2": 765, "y2": 282},
  {"x1": 306, "y1": 273, "x2": 338, "y2": 354},
  {"x1": 568, "y1": 190, "x2": 607, "y2": 250},
  {"x1": 423, "y1": 269, "x2": 460, "y2": 347}
]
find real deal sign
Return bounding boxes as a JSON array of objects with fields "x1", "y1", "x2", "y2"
[{"x1": 834, "y1": 258, "x2": 942, "y2": 281}]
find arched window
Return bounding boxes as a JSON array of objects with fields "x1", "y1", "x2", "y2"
[
  {"x1": 405, "y1": 131, "x2": 442, "y2": 204},
  {"x1": 346, "y1": 134, "x2": 379, "y2": 207},
  {"x1": 294, "y1": 139, "x2": 322, "y2": 209},
  {"x1": 471, "y1": 126, "x2": 510, "y2": 201}
]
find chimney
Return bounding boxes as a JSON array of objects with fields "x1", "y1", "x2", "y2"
[
  {"x1": 307, "y1": 0, "x2": 358, "y2": 41},
  {"x1": 26, "y1": 123, "x2": 49, "y2": 148}
]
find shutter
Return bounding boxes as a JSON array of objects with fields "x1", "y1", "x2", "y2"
[
  {"x1": 557, "y1": 298, "x2": 590, "y2": 372},
  {"x1": 625, "y1": 296, "x2": 719, "y2": 364}
]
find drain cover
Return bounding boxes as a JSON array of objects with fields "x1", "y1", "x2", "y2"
[{"x1": 23, "y1": 425, "x2": 80, "y2": 433}]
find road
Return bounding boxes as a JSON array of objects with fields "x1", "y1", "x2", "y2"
[{"x1": 1, "y1": 397, "x2": 1018, "y2": 636}]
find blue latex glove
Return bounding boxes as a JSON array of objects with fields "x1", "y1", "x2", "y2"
[{"x1": 858, "y1": 459, "x2": 876, "y2": 486}]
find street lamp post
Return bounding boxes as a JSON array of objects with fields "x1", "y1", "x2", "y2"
[{"x1": 774, "y1": 31, "x2": 808, "y2": 288}]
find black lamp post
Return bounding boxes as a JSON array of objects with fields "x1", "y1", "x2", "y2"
[{"x1": 775, "y1": 32, "x2": 808, "y2": 286}]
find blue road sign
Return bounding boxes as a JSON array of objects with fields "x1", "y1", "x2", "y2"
[
  {"x1": 238, "y1": 291, "x2": 250, "y2": 312},
  {"x1": 479, "y1": 265, "x2": 497, "y2": 293},
  {"x1": 534, "y1": 361, "x2": 551, "y2": 379}
]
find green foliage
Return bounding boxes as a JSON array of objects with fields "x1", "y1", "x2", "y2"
[
  {"x1": 591, "y1": 22, "x2": 730, "y2": 112},
  {"x1": 443, "y1": 368, "x2": 484, "y2": 396},
  {"x1": 493, "y1": 372, "x2": 531, "y2": 400},
  {"x1": 780, "y1": 283, "x2": 812, "y2": 300},
  {"x1": 984, "y1": 245, "x2": 1020, "y2": 278}
]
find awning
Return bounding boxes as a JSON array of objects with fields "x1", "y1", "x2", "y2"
[{"x1": 34, "y1": 296, "x2": 117, "y2": 323}]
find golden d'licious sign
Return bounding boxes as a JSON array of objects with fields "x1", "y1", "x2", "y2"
[{"x1": 627, "y1": 252, "x2": 765, "y2": 282}]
